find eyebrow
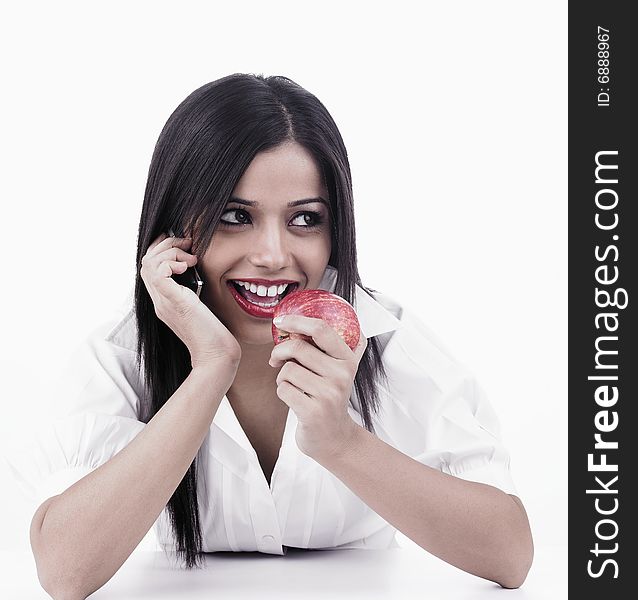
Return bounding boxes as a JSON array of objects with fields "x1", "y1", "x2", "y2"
[{"x1": 228, "y1": 196, "x2": 329, "y2": 209}]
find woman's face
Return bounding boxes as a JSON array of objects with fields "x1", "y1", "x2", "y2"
[{"x1": 199, "y1": 141, "x2": 332, "y2": 347}]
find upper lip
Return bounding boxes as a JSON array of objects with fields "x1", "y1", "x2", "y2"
[{"x1": 228, "y1": 278, "x2": 299, "y2": 286}]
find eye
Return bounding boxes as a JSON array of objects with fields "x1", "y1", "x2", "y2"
[
  {"x1": 290, "y1": 212, "x2": 323, "y2": 227},
  {"x1": 219, "y1": 208, "x2": 251, "y2": 226}
]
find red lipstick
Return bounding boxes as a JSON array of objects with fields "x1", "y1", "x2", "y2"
[{"x1": 226, "y1": 280, "x2": 299, "y2": 319}]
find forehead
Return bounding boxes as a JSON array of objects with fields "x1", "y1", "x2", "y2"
[{"x1": 232, "y1": 142, "x2": 327, "y2": 203}]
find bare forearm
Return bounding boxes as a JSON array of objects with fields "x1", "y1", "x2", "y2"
[
  {"x1": 31, "y1": 364, "x2": 234, "y2": 599},
  {"x1": 315, "y1": 424, "x2": 534, "y2": 588}
]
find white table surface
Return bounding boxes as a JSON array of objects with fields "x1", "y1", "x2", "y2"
[{"x1": 0, "y1": 543, "x2": 567, "y2": 600}]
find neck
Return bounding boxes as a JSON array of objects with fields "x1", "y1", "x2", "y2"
[{"x1": 228, "y1": 340, "x2": 279, "y2": 406}]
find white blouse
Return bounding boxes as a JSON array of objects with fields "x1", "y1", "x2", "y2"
[{"x1": 5, "y1": 265, "x2": 517, "y2": 555}]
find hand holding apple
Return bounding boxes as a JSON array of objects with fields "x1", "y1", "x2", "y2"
[
  {"x1": 268, "y1": 289, "x2": 367, "y2": 460},
  {"x1": 271, "y1": 289, "x2": 360, "y2": 350}
]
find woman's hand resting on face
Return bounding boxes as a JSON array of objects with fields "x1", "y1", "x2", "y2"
[{"x1": 140, "y1": 233, "x2": 242, "y2": 370}]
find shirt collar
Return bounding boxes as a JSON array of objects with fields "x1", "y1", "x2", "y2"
[{"x1": 318, "y1": 265, "x2": 402, "y2": 339}]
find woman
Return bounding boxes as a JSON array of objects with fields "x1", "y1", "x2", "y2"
[{"x1": 19, "y1": 74, "x2": 533, "y2": 598}]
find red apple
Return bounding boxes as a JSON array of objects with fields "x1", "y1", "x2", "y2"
[{"x1": 272, "y1": 289, "x2": 361, "y2": 350}]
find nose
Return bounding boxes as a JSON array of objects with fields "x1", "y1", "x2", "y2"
[{"x1": 247, "y1": 220, "x2": 292, "y2": 271}]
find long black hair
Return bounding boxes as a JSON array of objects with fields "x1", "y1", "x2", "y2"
[{"x1": 134, "y1": 73, "x2": 389, "y2": 568}]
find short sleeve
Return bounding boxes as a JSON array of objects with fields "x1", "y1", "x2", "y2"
[
  {"x1": 375, "y1": 303, "x2": 518, "y2": 496},
  {"x1": 3, "y1": 303, "x2": 147, "y2": 509}
]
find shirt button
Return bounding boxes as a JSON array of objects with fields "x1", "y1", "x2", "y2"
[{"x1": 262, "y1": 535, "x2": 275, "y2": 543}]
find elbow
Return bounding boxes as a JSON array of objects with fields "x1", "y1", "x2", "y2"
[
  {"x1": 494, "y1": 493, "x2": 534, "y2": 589},
  {"x1": 35, "y1": 547, "x2": 92, "y2": 600},
  {"x1": 496, "y1": 527, "x2": 534, "y2": 589},
  {"x1": 39, "y1": 577, "x2": 88, "y2": 600},
  {"x1": 30, "y1": 498, "x2": 90, "y2": 600},
  {"x1": 34, "y1": 545, "x2": 91, "y2": 600},
  {"x1": 497, "y1": 554, "x2": 533, "y2": 589},
  {"x1": 30, "y1": 498, "x2": 57, "y2": 596}
]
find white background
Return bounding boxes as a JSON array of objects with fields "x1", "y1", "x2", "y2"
[{"x1": 0, "y1": 0, "x2": 567, "y2": 586}]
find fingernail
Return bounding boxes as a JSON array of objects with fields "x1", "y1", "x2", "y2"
[{"x1": 273, "y1": 316, "x2": 284, "y2": 326}]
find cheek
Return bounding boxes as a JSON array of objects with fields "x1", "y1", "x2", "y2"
[
  {"x1": 195, "y1": 254, "x2": 226, "y2": 302},
  {"x1": 314, "y1": 227, "x2": 332, "y2": 254},
  {"x1": 198, "y1": 238, "x2": 233, "y2": 276},
  {"x1": 196, "y1": 257, "x2": 218, "y2": 284},
  {"x1": 300, "y1": 234, "x2": 331, "y2": 265}
]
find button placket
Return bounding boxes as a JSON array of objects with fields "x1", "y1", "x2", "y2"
[
  {"x1": 270, "y1": 407, "x2": 300, "y2": 546},
  {"x1": 248, "y1": 483, "x2": 283, "y2": 553},
  {"x1": 247, "y1": 408, "x2": 300, "y2": 554}
]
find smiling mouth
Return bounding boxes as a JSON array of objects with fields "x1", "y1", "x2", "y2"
[{"x1": 227, "y1": 281, "x2": 299, "y2": 308}]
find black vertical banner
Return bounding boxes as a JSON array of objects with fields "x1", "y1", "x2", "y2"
[{"x1": 570, "y1": 1, "x2": 637, "y2": 596}]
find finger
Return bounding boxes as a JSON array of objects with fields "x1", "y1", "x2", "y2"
[
  {"x1": 141, "y1": 246, "x2": 196, "y2": 281},
  {"x1": 273, "y1": 315, "x2": 351, "y2": 360},
  {"x1": 276, "y1": 380, "x2": 314, "y2": 418},
  {"x1": 147, "y1": 235, "x2": 193, "y2": 259},
  {"x1": 151, "y1": 260, "x2": 197, "y2": 305},
  {"x1": 270, "y1": 338, "x2": 333, "y2": 374},
  {"x1": 276, "y1": 360, "x2": 323, "y2": 398},
  {"x1": 153, "y1": 246, "x2": 198, "y2": 266},
  {"x1": 161, "y1": 260, "x2": 190, "y2": 275},
  {"x1": 142, "y1": 238, "x2": 194, "y2": 275}
]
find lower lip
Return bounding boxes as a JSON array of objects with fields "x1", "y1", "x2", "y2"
[{"x1": 227, "y1": 282, "x2": 296, "y2": 319}]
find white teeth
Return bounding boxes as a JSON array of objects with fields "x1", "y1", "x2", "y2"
[
  {"x1": 232, "y1": 281, "x2": 292, "y2": 297},
  {"x1": 230, "y1": 280, "x2": 300, "y2": 309},
  {"x1": 253, "y1": 298, "x2": 279, "y2": 307}
]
